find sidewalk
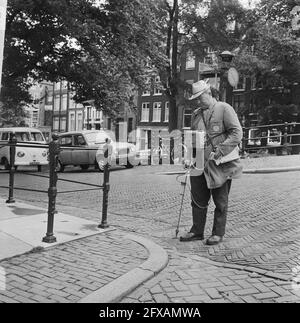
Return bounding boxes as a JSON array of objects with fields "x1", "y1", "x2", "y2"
[{"x1": 0, "y1": 154, "x2": 299, "y2": 303}]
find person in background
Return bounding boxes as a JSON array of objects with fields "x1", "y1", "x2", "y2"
[{"x1": 180, "y1": 79, "x2": 243, "y2": 245}]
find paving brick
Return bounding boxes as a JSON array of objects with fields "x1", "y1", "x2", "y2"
[
  {"x1": 153, "y1": 293, "x2": 169, "y2": 303},
  {"x1": 269, "y1": 286, "x2": 291, "y2": 297},
  {"x1": 252, "y1": 283, "x2": 272, "y2": 293},
  {"x1": 217, "y1": 285, "x2": 242, "y2": 293},
  {"x1": 184, "y1": 295, "x2": 211, "y2": 303},
  {"x1": 234, "y1": 288, "x2": 259, "y2": 296},
  {"x1": 205, "y1": 288, "x2": 223, "y2": 299},
  {"x1": 253, "y1": 292, "x2": 279, "y2": 300},
  {"x1": 240, "y1": 295, "x2": 260, "y2": 303},
  {"x1": 0, "y1": 295, "x2": 19, "y2": 303},
  {"x1": 217, "y1": 276, "x2": 235, "y2": 286},
  {"x1": 167, "y1": 291, "x2": 193, "y2": 298},
  {"x1": 275, "y1": 295, "x2": 300, "y2": 303},
  {"x1": 199, "y1": 281, "x2": 224, "y2": 289}
]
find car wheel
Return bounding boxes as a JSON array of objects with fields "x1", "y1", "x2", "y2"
[
  {"x1": 56, "y1": 160, "x2": 65, "y2": 173},
  {"x1": 80, "y1": 164, "x2": 89, "y2": 170},
  {"x1": 125, "y1": 160, "x2": 134, "y2": 169}
]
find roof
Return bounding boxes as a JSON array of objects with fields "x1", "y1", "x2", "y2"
[
  {"x1": 0, "y1": 127, "x2": 44, "y2": 132},
  {"x1": 58, "y1": 130, "x2": 105, "y2": 136}
]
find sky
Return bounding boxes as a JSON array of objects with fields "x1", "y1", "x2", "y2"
[{"x1": 238, "y1": 0, "x2": 260, "y2": 9}]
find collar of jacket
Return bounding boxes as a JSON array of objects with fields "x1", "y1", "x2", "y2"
[{"x1": 193, "y1": 98, "x2": 217, "y2": 117}]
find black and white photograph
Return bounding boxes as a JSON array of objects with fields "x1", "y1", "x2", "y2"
[{"x1": 0, "y1": 0, "x2": 300, "y2": 313}]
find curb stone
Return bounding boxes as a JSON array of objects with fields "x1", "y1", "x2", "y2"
[{"x1": 79, "y1": 234, "x2": 169, "y2": 303}]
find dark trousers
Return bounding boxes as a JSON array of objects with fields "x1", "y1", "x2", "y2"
[{"x1": 190, "y1": 173, "x2": 232, "y2": 237}]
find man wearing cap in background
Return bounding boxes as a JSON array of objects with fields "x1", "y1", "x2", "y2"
[{"x1": 180, "y1": 80, "x2": 243, "y2": 245}]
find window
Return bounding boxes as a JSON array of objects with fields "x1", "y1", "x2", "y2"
[
  {"x1": 54, "y1": 82, "x2": 61, "y2": 91},
  {"x1": 186, "y1": 50, "x2": 196, "y2": 70},
  {"x1": 60, "y1": 136, "x2": 72, "y2": 146},
  {"x1": 183, "y1": 109, "x2": 192, "y2": 128},
  {"x1": 154, "y1": 76, "x2": 162, "y2": 95},
  {"x1": 15, "y1": 132, "x2": 30, "y2": 142},
  {"x1": 141, "y1": 102, "x2": 150, "y2": 122},
  {"x1": 47, "y1": 94, "x2": 53, "y2": 105},
  {"x1": 251, "y1": 76, "x2": 256, "y2": 90},
  {"x1": 77, "y1": 113, "x2": 83, "y2": 130},
  {"x1": 164, "y1": 102, "x2": 169, "y2": 122},
  {"x1": 233, "y1": 95, "x2": 245, "y2": 111},
  {"x1": 30, "y1": 132, "x2": 44, "y2": 142},
  {"x1": 74, "y1": 135, "x2": 86, "y2": 146},
  {"x1": 60, "y1": 117, "x2": 67, "y2": 132},
  {"x1": 53, "y1": 117, "x2": 59, "y2": 131},
  {"x1": 62, "y1": 81, "x2": 68, "y2": 89},
  {"x1": 69, "y1": 113, "x2": 75, "y2": 131},
  {"x1": 142, "y1": 77, "x2": 151, "y2": 96},
  {"x1": 54, "y1": 95, "x2": 60, "y2": 111},
  {"x1": 61, "y1": 94, "x2": 67, "y2": 111},
  {"x1": 152, "y1": 102, "x2": 161, "y2": 122},
  {"x1": 1, "y1": 132, "x2": 11, "y2": 141},
  {"x1": 234, "y1": 76, "x2": 246, "y2": 91},
  {"x1": 142, "y1": 89, "x2": 151, "y2": 96}
]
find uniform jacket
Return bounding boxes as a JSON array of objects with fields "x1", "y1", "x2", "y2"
[{"x1": 191, "y1": 98, "x2": 243, "y2": 189}]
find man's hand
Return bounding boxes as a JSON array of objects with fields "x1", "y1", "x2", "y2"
[{"x1": 183, "y1": 159, "x2": 193, "y2": 169}]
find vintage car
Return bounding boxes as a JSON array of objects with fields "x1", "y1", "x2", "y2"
[{"x1": 57, "y1": 130, "x2": 138, "y2": 172}]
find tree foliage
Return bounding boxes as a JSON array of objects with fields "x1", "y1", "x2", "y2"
[
  {"x1": 234, "y1": 0, "x2": 300, "y2": 119},
  {"x1": 156, "y1": 0, "x2": 250, "y2": 131},
  {"x1": 1, "y1": 0, "x2": 167, "y2": 124}
]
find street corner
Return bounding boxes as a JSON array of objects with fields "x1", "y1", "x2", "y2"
[{"x1": 79, "y1": 233, "x2": 169, "y2": 303}]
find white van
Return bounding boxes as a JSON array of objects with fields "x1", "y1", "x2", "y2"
[{"x1": 0, "y1": 127, "x2": 48, "y2": 171}]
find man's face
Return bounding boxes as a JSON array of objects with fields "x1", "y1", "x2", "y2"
[{"x1": 195, "y1": 91, "x2": 211, "y2": 108}]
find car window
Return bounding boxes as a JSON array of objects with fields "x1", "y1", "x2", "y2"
[
  {"x1": 30, "y1": 132, "x2": 45, "y2": 142},
  {"x1": 15, "y1": 132, "x2": 30, "y2": 142},
  {"x1": 74, "y1": 135, "x2": 86, "y2": 146},
  {"x1": 1, "y1": 132, "x2": 12, "y2": 141},
  {"x1": 85, "y1": 132, "x2": 110, "y2": 143},
  {"x1": 59, "y1": 136, "x2": 73, "y2": 146}
]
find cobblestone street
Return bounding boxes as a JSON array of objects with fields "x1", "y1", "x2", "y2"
[{"x1": 0, "y1": 156, "x2": 300, "y2": 303}]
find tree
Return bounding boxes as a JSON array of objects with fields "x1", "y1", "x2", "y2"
[
  {"x1": 1, "y1": 0, "x2": 167, "y2": 124},
  {"x1": 155, "y1": 0, "x2": 250, "y2": 132},
  {"x1": 234, "y1": 0, "x2": 300, "y2": 120}
]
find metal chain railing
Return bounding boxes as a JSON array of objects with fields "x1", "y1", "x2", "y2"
[{"x1": 0, "y1": 134, "x2": 112, "y2": 243}]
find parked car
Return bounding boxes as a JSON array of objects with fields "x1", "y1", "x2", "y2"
[
  {"x1": 56, "y1": 130, "x2": 138, "y2": 172},
  {"x1": 0, "y1": 127, "x2": 48, "y2": 171}
]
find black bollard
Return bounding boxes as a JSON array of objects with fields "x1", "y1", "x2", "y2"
[
  {"x1": 6, "y1": 134, "x2": 17, "y2": 204},
  {"x1": 42, "y1": 135, "x2": 60, "y2": 243},
  {"x1": 98, "y1": 140, "x2": 112, "y2": 229}
]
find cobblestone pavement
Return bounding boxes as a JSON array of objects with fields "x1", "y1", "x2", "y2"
[
  {"x1": 0, "y1": 156, "x2": 300, "y2": 303},
  {"x1": 0, "y1": 231, "x2": 147, "y2": 303},
  {"x1": 122, "y1": 252, "x2": 300, "y2": 303}
]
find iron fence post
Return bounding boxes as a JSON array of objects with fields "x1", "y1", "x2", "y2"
[
  {"x1": 98, "y1": 141, "x2": 112, "y2": 229},
  {"x1": 282, "y1": 122, "x2": 289, "y2": 155},
  {"x1": 42, "y1": 135, "x2": 59, "y2": 243},
  {"x1": 241, "y1": 117, "x2": 246, "y2": 157},
  {"x1": 6, "y1": 134, "x2": 17, "y2": 204}
]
